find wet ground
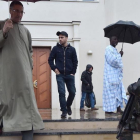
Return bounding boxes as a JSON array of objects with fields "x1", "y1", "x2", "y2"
[{"x1": 39, "y1": 107, "x2": 122, "y2": 121}]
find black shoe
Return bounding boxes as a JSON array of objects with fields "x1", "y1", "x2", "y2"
[
  {"x1": 61, "y1": 112, "x2": 67, "y2": 118},
  {"x1": 105, "y1": 112, "x2": 117, "y2": 115},
  {"x1": 67, "y1": 106, "x2": 72, "y2": 115}
]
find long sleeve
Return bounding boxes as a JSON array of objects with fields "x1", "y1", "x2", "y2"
[
  {"x1": 48, "y1": 47, "x2": 57, "y2": 71},
  {"x1": 81, "y1": 71, "x2": 89, "y2": 85},
  {"x1": 71, "y1": 48, "x2": 78, "y2": 74},
  {"x1": 28, "y1": 31, "x2": 33, "y2": 69},
  {"x1": 105, "y1": 48, "x2": 122, "y2": 68},
  {"x1": 0, "y1": 24, "x2": 7, "y2": 49}
]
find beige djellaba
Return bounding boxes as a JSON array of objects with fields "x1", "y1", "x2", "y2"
[{"x1": 0, "y1": 20, "x2": 44, "y2": 132}]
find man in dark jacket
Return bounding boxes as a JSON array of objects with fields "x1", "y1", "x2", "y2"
[
  {"x1": 48, "y1": 31, "x2": 78, "y2": 118},
  {"x1": 80, "y1": 64, "x2": 98, "y2": 111}
]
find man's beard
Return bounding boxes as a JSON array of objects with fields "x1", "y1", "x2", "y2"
[{"x1": 60, "y1": 42, "x2": 66, "y2": 46}]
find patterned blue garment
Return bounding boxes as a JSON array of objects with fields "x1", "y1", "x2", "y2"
[{"x1": 103, "y1": 45, "x2": 128, "y2": 112}]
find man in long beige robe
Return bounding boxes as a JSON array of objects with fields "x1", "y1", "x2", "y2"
[{"x1": 0, "y1": 1, "x2": 44, "y2": 139}]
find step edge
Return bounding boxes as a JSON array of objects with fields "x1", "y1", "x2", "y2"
[
  {"x1": 43, "y1": 118, "x2": 119, "y2": 122},
  {"x1": 0, "y1": 131, "x2": 117, "y2": 136},
  {"x1": 1, "y1": 131, "x2": 140, "y2": 136}
]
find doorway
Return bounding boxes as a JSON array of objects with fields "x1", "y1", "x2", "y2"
[{"x1": 32, "y1": 47, "x2": 51, "y2": 109}]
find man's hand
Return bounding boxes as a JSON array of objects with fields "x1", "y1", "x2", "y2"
[
  {"x1": 119, "y1": 50, "x2": 124, "y2": 57},
  {"x1": 55, "y1": 69, "x2": 60, "y2": 75},
  {"x1": 70, "y1": 74, "x2": 74, "y2": 76},
  {"x1": 3, "y1": 19, "x2": 13, "y2": 35}
]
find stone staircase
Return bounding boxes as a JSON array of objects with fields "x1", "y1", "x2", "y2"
[{"x1": 0, "y1": 109, "x2": 140, "y2": 140}]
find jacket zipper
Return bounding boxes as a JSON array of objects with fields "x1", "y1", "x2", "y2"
[{"x1": 63, "y1": 47, "x2": 67, "y2": 75}]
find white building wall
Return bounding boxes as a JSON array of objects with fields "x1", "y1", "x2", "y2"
[
  {"x1": 0, "y1": 0, "x2": 140, "y2": 108},
  {"x1": 105, "y1": 0, "x2": 140, "y2": 97},
  {"x1": 21, "y1": 21, "x2": 81, "y2": 109}
]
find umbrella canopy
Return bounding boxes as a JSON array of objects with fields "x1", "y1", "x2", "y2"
[{"x1": 104, "y1": 20, "x2": 140, "y2": 45}]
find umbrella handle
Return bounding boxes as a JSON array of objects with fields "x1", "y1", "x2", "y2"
[
  {"x1": 121, "y1": 27, "x2": 126, "y2": 52},
  {"x1": 121, "y1": 42, "x2": 124, "y2": 51}
]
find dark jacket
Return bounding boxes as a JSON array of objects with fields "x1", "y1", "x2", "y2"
[
  {"x1": 120, "y1": 78, "x2": 140, "y2": 133},
  {"x1": 48, "y1": 43, "x2": 78, "y2": 75},
  {"x1": 81, "y1": 64, "x2": 93, "y2": 93}
]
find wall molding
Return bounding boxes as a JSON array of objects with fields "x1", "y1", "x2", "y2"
[
  {"x1": 21, "y1": 21, "x2": 81, "y2": 26},
  {"x1": 50, "y1": 0, "x2": 99, "y2": 3},
  {"x1": 32, "y1": 38, "x2": 81, "y2": 42}
]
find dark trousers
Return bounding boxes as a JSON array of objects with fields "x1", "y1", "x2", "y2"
[
  {"x1": 21, "y1": 129, "x2": 33, "y2": 140},
  {"x1": 0, "y1": 120, "x2": 3, "y2": 129},
  {"x1": 0, "y1": 103, "x2": 7, "y2": 134},
  {"x1": 0, "y1": 104, "x2": 8, "y2": 122},
  {"x1": 56, "y1": 74, "x2": 76, "y2": 112},
  {"x1": 0, "y1": 121, "x2": 33, "y2": 140}
]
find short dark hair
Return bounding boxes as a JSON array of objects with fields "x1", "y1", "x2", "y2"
[
  {"x1": 10, "y1": 1, "x2": 23, "y2": 9},
  {"x1": 109, "y1": 36, "x2": 118, "y2": 41}
]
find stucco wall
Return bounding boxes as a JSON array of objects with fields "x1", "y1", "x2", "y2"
[
  {"x1": 105, "y1": 0, "x2": 140, "y2": 95},
  {"x1": 0, "y1": 0, "x2": 106, "y2": 108},
  {"x1": 0, "y1": 0, "x2": 139, "y2": 108}
]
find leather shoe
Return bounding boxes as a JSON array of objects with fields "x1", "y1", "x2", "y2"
[
  {"x1": 61, "y1": 112, "x2": 67, "y2": 118},
  {"x1": 105, "y1": 112, "x2": 117, "y2": 115},
  {"x1": 80, "y1": 108, "x2": 85, "y2": 111},
  {"x1": 91, "y1": 107, "x2": 99, "y2": 111},
  {"x1": 67, "y1": 106, "x2": 72, "y2": 115}
]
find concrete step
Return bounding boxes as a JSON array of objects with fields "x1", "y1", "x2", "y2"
[
  {"x1": 0, "y1": 128, "x2": 140, "y2": 140},
  {"x1": 43, "y1": 118, "x2": 119, "y2": 130}
]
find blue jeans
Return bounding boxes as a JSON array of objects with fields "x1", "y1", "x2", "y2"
[
  {"x1": 80, "y1": 92, "x2": 95, "y2": 109},
  {"x1": 56, "y1": 74, "x2": 76, "y2": 112}
]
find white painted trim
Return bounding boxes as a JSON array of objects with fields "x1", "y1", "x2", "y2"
[
  {"x1": 32, "y1": 46, "x2": 51, "y2": 48},
  {"x1": 72, "y1": 22, "x2": 81, "y2": 25},
  {"x1": 50, "y1": 0, "x2": 99, "y2": 3},
  {"x1": 21, "y1": 21, "x2": 81, "y2": 26},
  {"x1": 32, "y1": 38, "x2": 81, "y2": 42},
  {"x1": 72, "y1": 38, "x2": 81, "y2": 41}
]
